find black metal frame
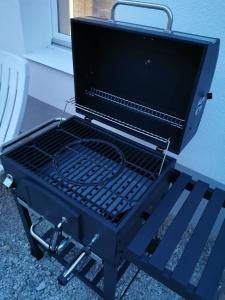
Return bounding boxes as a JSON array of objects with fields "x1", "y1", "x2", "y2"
[
  {"x1": 14, "y1": 194, "x2": 44, "y2": 260},
  {"x1": 14, "y1": 197, "x2": 133, "y2": 300}
]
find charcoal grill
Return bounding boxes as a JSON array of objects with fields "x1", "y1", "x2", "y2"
[{"x1": 1, "y1": 2, "x2": 225, "y2": 300}]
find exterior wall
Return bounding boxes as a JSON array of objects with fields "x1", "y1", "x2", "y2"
[{"x1": 0, "y1": 0, "x2": 24, "y2": 55}]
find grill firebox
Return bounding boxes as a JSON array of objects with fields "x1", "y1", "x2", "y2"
[{"x1": 7, "y1": 118, "x2": 168, "y2": 224}]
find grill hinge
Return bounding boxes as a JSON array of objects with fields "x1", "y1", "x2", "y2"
[
  {"x1": 3, "y1": 174, "x2": 14, "y2": 188},
  {"x1": 84, "y1": 116, "x2": 92, "y2": 123},
  {"x1": 156, "y1": 146, "x2": 164, "y2": 153},
  {"x1": 157, "y1": 139, "x2": 170, "y2": 176}
]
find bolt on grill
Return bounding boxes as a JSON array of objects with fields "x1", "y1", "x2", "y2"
[{"x1": 8, "y1": 118, "x2": 168, "y2": 224}]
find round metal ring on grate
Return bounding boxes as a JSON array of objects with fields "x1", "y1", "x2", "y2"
[{"x1": 53, "y1": 138, "x2": 125, "y2": 186}]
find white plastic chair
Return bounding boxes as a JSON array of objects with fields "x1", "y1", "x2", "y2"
[{"x1": 0, "y1": 50, "x2": 28, "y2": 174}]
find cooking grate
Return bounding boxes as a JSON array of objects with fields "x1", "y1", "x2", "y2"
[
  {"x1": 53, "y1": 139, "x2": 125, "y2": 186},
  {"x1": 8, "y1": 118, "x2": 169, "y2": 224},
  {"x1": 85, "y1": 88, "x2": 185, "y2": 129}
]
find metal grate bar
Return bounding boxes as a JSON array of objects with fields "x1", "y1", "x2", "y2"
[
  {"x1": 32, "y1": 145, "x2": 54, "y2": 158},
  {"x1": 58, "y1": 158, "x2": 127, "y2": 205},
  {"x1": 75, "y1": 160, "x2": 122, "y2": 198},
  {"x1": 19, "y1": 147, "x2": 50, "y2": 170},
  {"x1": 63, "y1": 120, "x2": 101, "y2": 140},
  {"x1": 85, "y1": 88, "x2": 184, "y2": 129},
  {"x1": 69, "y1": 151, "x2": 120, "y2": 184},
  {"x1": 36, "y1": 128, "x2": 76, "y2": 153},
  {"x1": 58, "y1": 127, "x2": 82, "y2": 140},
  {"x1": 54, "y1": 152, "x2": 154, "y2": 219},
  {"x1": 56, "y1": 143, "x2": 111, "y2": 180},
  {"x1": 34, "y1": 129, "x2": 68, "y2": 150},
  {"x1": 67, "y1": 158, "x2": 118, "y2": 193},
  {"x1": 48, "y1": 145, "x2": 93, "y2": 178},
  {"x1": 83, "y1": 170, "x2": 134, "y2": 212},
  {"x1": 111, "y1": 176, "x2": 151, "y2": 220},
  {"x1": 64, "y1": 122, "x2": 101, "y2": 141},
  {"x1": 39, "y1": 133, "x2": 74, "y2": 154}
]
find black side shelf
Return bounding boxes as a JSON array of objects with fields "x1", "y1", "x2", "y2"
[{"x1": 127, "y1": 170, "x2": 225, "y2": 300}]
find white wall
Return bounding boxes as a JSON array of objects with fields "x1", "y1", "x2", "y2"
[
  {"x1": 0, "y1": 0, "x2": 52, "y2": 54},
  {"x1": 29, "y1": 61, "x2": 75, "y2": 112},
  {"x1": 19, "y1": 0, "x2": 52, "y2": 53},
  {"x1": 0, "y1": 0, "x2": 24, "y2": 55}
]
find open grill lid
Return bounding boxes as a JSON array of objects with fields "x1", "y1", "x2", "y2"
[{"x1": 71, "y1": 15, "x2": 219, "y2": 154}]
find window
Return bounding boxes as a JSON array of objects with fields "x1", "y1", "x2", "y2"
[{"x1": 52, "y1": 0, "x2": 115, "y2": 47}]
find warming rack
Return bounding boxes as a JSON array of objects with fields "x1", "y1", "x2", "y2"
[
  {"x1": 75, "y1": 103, "x2": 170, "y2": 145},
  {"x1": 85, "y1": 88, "x2": 185, "y2": 129}
]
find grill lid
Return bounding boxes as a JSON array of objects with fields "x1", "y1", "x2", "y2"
[{"x1": 71, "y1": 17, "x2": 219, "y2": 154}]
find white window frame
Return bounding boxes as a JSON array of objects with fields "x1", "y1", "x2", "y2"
[
  {"x1": 51, "y1": 0, "x2": 115, "y2": 48},
  {"x1": 51, "y1": 0, "x2": 72, "y2": 48}
]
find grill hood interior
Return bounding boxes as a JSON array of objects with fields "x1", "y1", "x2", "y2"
[{"x1": 71, "y1": 17, "x2": 219, "y2": 154}]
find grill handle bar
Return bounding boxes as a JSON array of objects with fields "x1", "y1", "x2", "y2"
[
  {"x1": 58, "y1": 234, "x2": 100, "y2": 286},
  {"x1": 30, "y1": 217, "x2": 50, "y2": 250},
  {"x1": 1, "y1": 118, "x2": 66, "y2": 153},
  {"x1": 49, "y1": 217, "x2": 68, "y2": 253},
  {"x1": 30, "y1": 217, "x2": 70, "y2": 254},
  {"x1": 111, "y1": 0, "x2": 173, "y2": 31}
]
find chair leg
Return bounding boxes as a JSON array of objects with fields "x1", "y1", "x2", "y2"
[
  {"x1": 104, "y1": 262, "x2": 117, "y2": 300},
  {"x1": 14, "y1": 196, "x2": 44, "y2": 260}
]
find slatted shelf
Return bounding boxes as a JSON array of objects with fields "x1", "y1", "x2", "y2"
[
  {"x1": 128, "y1": 172, "x2": 191, "y2": 256},
  {"x1": 127, "y1": 171, "x2": 225, "y2": 300},
  {"x1": 150, "y1": 180, "x2": 209, "y2": 271}
]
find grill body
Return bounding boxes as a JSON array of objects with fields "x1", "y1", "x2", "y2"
[{"x1": 2, "y1": 116, "x2": 175, "y2": 263}]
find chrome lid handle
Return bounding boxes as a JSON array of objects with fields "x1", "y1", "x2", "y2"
[{"x1": 111, "y1": 1, "x2": 173, "y2": 31}]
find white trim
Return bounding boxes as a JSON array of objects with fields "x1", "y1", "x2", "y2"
[
  {"x1": 25, "y1": 45, "x2": 73, "y2": 75},
  {"x1": 69, "y1": 0, "x2": 74, "y2": 17},
  {"x1": 50, "y1": 0, "x2": 72, "y2": 48}
]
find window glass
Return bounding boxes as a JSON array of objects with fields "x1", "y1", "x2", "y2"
[{"x1": 57, "y1": 0, "x2": 115, "y2": 36}]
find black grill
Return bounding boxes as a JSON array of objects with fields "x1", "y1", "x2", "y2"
[
  {"x1": 8, "y1": 118, "x2": 167, "y2": 223},
  {"x1": 1, "y1": 9, "x2": 221, "y2": 300}
]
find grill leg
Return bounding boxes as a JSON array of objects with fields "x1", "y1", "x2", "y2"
[
  {"x1": 14, "y1": 196, "x2": 44, "y2": 260},
  {"x1": 104, "y1": 263, "x2": 117, "y2": 300}
]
